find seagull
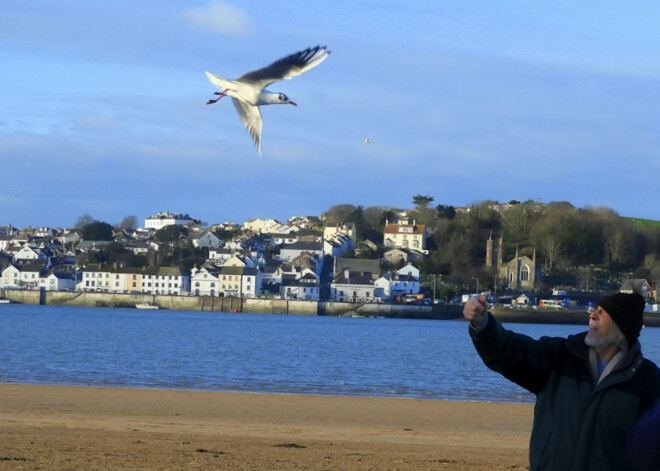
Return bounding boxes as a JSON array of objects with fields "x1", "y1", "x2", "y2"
[{"x1": 205, "y1": 45, "x2": 331, "y2": 154}]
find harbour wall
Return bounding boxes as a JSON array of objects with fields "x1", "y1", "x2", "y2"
[
  {"x1": 0, "y1": 289, "x2": 463, "y2": 319},
  {"x1": 2, "y1": 289, "x2": 659, "y2": 326}
]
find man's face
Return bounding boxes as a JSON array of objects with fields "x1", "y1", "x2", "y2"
[{"x1": 585, "y1": 306, "x2": 624, "y2": 348}]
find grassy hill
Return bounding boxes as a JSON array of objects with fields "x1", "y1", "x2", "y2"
[{"x1": 626, "y1": 217, "x2": 660, "y2": 229}]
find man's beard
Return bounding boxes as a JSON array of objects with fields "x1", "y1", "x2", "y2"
[{"x1": 585, "y1": 327, "x2": 625, "y2": 349}]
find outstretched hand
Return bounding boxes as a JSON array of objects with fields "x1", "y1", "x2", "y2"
[{"x1": 463, "y1": 295, "x2": 488, "y2": 329}]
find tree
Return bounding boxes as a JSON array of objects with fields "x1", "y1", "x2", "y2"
[
  {"x1": 119, "y1": 215, "x2": 138, "y2": 231},
  {"x1": 412, "y1": 194, "x2": 434, "y2": 208},
  {"x1": 322, "y1": 204, "x2": 356, "y2": 223},
  {"x1": 501, "y1": 201, "x2": 543, "y2": 246},
  {"x1": 79, "y1": 220, "x2": 114, "y2": 241},
  {"x1": 75, "y1": 213, "x2": 94, "y2": 228},
  {"x1": 436, "y1": 204, "x2": 456, "y2": 220},
  {"x1": 155, "y1": 224, "x2": 188, "y2": 246}
]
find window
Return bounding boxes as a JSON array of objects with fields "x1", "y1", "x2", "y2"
[{"x1": 521, "y1": 265, "x2": 530, "y2": 281}]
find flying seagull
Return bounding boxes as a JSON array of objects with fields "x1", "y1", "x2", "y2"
[{"x1": 205, "y1": 45, "x2": 331, "y2": 154}]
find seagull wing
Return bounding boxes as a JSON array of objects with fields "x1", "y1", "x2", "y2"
[
  {"x1": 231, "y1": 98, "x2": 263, "y2": 154},
  {"x1": 237, "y1": 46, "x2": 330, "y2": 89}
]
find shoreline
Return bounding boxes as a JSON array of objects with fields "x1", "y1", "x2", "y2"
[
  {"x1": 0, "y1": 383, "x2": 533, "y2": 470},
  {"x1": 3, "y1": 289, "x2": 660, "y2": 326}
]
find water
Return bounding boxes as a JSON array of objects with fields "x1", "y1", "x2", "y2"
[{"x1": 1, "y1": 304, "x2": 659, "y2": 403}]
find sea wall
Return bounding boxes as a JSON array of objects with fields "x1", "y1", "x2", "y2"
[
  {"x1": 3, "y1": 289, "x2": 657, "y2": 325},
  {"x1": 0, "y1": 289, "x2": 463, "y2": 319}
]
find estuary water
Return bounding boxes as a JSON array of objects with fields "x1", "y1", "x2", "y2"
[{"x1": 1, "y1": 304, "x2": 659, "y2": 403}]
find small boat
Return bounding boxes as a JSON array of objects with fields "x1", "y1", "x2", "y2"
[
  {"x1": 135, "y1": 303, "x2": 159, "y2": 310},
  {"x1": 0, "y1": 299, "x2": 11, "y2": 304}
]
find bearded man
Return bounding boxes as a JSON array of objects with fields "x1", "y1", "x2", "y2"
[{"x1": 463, "y1": 292, "x2": 660, "y2": 471}]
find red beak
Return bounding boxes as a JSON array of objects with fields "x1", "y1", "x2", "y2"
[{"x1": 288, "y1": 101, "x2": 297, "y2": 106}]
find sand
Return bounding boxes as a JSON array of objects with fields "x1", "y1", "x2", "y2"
[{"x1": 0, "y1": 384, "x2": 533, "y2": 470}]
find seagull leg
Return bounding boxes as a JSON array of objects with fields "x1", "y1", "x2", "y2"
[{"x1": 206, "y1": 89, "x2": 231, "y2": 105}]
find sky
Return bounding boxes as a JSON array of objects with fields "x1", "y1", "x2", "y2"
[{"x1": 2, "y1": 1, "x2": 660, "y2": 228}]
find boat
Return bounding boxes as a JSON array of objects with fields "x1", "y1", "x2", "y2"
[
  {"x1": 135, "y1": 303, "x2": 159, "y2": 310},
  {"x1": 0, "y1": 299, "x2": 11, "y2": 304}
]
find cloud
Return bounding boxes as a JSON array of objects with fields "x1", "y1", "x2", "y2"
[{"x1": 184, "y1": 1, "x2": 255, "y2": 37}]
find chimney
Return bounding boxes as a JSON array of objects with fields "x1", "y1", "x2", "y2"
[{"x1": 344, "y1": 268, "x2": 350, "y2": 282}]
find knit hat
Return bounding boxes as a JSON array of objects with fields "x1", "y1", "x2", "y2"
[{"x1": 596, "y1": 292, "x2": 645, "y2": 345}]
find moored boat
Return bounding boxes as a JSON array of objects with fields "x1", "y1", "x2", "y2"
[{"x1": 135, "y1": 303, "x2": 159, "y2": 310}]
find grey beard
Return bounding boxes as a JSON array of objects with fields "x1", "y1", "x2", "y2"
[{"x1": 585, "y1": 328, "x2": 625, "y2": 349}]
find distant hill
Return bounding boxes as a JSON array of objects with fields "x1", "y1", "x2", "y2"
[{"x1": 626, "y1": 217, "x2": 660, "y2": 229}]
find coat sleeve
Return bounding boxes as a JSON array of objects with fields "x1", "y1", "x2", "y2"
[
  {"x1": 469, "y1": 312, "x2": 565, "y2": 394},
  {"x1": 629, "y1": 400, "x2": 660, "y2": 471}
]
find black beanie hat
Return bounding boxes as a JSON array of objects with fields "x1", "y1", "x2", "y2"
[{"x1": 596, "y1": 292, "x2": 645, "y2": 345}]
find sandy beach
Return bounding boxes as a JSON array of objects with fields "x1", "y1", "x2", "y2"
[{"x1": 0, "y1": 384, "x2": 533, "y2": 470}]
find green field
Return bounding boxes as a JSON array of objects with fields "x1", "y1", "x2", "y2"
[{"x1": 627, "y1": 217, "x2": 660, "y2": 229}]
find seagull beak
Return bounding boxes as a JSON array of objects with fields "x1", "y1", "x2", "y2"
[{"x1": 288, "y1": 101, "x2": 297, "y2": 106}]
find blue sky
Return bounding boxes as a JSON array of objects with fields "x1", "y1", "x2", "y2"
[{"x1": 2, "y1": 1, "x2": 659, "y2": 228}]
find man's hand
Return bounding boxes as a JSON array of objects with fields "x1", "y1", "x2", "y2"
[{"x1": 463, "y1": 295, "x2": 488, "y2": 329}]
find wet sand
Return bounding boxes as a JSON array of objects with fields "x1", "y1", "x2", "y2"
[{"x1": 0, "y1": 384, "x2": 532, "y2": 470}]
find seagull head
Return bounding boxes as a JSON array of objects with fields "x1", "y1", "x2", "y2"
[{"x1": 278, "y1": 93, "x2": 297, "y2": 106}]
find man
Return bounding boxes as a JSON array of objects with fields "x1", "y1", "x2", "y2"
[{"x1": 463, "y1": 292, "x2": 660, "y2": 471}]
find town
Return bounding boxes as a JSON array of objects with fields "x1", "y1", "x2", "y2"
[{"x1": 1, "y1": 197, "x2": 659, "y2": 310}]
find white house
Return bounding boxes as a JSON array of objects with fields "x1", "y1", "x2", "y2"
[
  {"x1": 241, "y1": 267, "x2": 261, "y2": 298},
  {"x1": 330, "y1": 268, "x2": 378, "y2": 303},
  {"x1": 383, "y1": 219, "x2": 428, "y2": 254},
  {"x1": 374, "y1": 268, "x2": 420, "y2": 300},
  {"x1": 13, "y1": 246, "x2": 48, "y2": 262},
  {"x1": 208, "y1": 248, "x2": 232, "y2": 266},
  {"x1": 190, "y1": 266, "x2": 220, "y2": 296},
  {"x1": 1, "y1": 263, "x2": 47, "y2": 289},
  {"x1": 40, "y1": 272, "x2": 76, "y2": 291},
  {"x1": 144, "y1": 211, "x2": 198, "y2": 230},
  {"x1": 280, "y1": 270, "x2": 320, "y2": 300},
  {"x1": 323, "y1": 233, "x2": 352, "y2": 258},
  {"x1": 140, "y1": 267, "x2": 189, "y2": 295}
]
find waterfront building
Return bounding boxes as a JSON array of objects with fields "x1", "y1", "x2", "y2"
[
  {"x1": 140, "y1": 267, "x2": 189, "y2": 295},
  {"x1": 374, "y1": 265, "x2": 421, "y2": 300},
  {"x1": 330, "y1": 268, "x2": 379, "y2": 303},
  {"x1": 190, "y1": 266, "x2": 220, "y2": 297},
  {"x1": 280, "y1": 270, "x2": 320, "y2": 300},
  {"x1": 40, "y1": 271, "x2": 76, "y2": 291},
  {"x1": 79, "y1": 266, "x2": 189, "y2": 295}
]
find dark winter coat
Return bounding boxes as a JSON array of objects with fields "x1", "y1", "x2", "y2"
[
  {"x1": 629, "y1": 400, "x2": 660, "y2": 471},
  {"x1": 470, "y1": 312, "x2": 660, "y2": 471}
]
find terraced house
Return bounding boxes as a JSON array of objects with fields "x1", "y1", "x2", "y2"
[{"x1": 80, "y1": 266, "x2": 189, "y2": 295}]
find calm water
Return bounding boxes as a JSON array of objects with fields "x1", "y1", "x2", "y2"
[{"x1": 1, "y1": 304, "x2": 659, "y2": 403}]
